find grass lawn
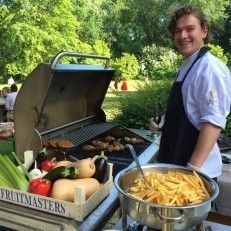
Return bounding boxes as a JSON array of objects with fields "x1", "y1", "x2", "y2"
[
  {"x1": 102, "y1": 80, "x2": 141, "y2": 122},
  {"x1": 102, "y1": 92, "x2": 123, "y2": 122}
]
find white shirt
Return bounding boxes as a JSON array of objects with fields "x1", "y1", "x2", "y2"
[
  {"x1": 8, "y1": 78, "x2": 15, "y2": 86},
  {"x1": 5, "y1": 92, "x2": 18, "y2": 111},
  {"x1": 176, "y1": 50, "x2": 231, "y2": 178}
]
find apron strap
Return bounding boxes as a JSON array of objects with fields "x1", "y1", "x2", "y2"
[{"x1": 182, "y1": 46, "x2": 209, "y2": 83}]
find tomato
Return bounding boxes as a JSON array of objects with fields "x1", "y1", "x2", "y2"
[
  {"x1": 40, "y1": 158, "x2": 57, "y2": 172},
  {"x1": 29, "y1": 178, "x2": 52, "y2": 197}
]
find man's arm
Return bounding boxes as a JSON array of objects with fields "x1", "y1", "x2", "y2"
[{"x1": 189, "y1": 122, "x2": 221, "y2": 168}]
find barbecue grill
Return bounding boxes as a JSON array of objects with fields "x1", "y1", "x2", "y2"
[{"x1": 14, "y1": 51, "x2": 151, "y2": 176}]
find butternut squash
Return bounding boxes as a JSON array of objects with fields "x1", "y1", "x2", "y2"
[
  {"x1": 50, "y1": 178, "x2": 100, "y2": 202},
  {"x1": 53, "y1": 160, "x2": 73, "y2": 169},
  {"x1": 68, "y1": 159, "x2": 96, "y2": 178}
]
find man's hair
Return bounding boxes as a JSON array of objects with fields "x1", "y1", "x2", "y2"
[
  {"x1": 167, "y1": 5, "x2": 210, "y2": 43},
  {"x1": 10, "y1": 84, "x2": 18, "y2": 92}
]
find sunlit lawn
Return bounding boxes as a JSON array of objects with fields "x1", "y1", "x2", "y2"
[{"x1": 102, "y1": 80, "x2": 141, "y2": 122}]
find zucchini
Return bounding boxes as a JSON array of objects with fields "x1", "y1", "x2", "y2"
[{"x1": 43, "y1": 166, "x2": 79, "y2": 182}]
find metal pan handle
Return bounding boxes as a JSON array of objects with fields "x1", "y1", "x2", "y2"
[
  {"x1": 50, "y1": 51, "x2": 110, "y2": 69},
  {"x1": 151, "y1": 207, "x2": 185, "y2": 224}
]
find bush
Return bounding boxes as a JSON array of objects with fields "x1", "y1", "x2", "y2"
[
  {"x1": 224, "y1": 114, "x2": 231, "y2": 137},
  {"x1": 208, "y1": 43, "x2": 228, "y2": 64},
  {"x1": 140, "y1": 45, "x2": 181, "y2": 80},
  {"x1": 112, "y1": 79, "x2": 173, "y2": 129},
  {"x1": 112, "y1": 53, "x2": 140, "y2": 80}
]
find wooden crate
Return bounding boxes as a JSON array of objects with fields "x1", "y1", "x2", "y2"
[{"x1": 0, "y1": 151, "x2": 113, "y2": 221}]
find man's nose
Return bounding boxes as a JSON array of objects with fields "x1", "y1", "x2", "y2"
[{"x1": 179, "y1": 30, "x2": 188, "y2": 38}]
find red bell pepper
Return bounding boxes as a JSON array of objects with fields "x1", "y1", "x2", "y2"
[
  {"x1": 40, "y1": 158, "x2": 57, "y2": 172},
  {"x1": 29, "y1": 178, "x2": 52, "y2": 197}
]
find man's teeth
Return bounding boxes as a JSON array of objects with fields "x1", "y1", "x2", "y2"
[{"x1": 181, "y1": 41, "x2": 190, "y2": 45}]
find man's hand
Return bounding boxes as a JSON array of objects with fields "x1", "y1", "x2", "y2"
[
  {"x1": 149, "y1": 115, "x2": 165, "y2": 131},
  {"x1": 149, "y1": 118, "x2": 159, "y2": 132}
]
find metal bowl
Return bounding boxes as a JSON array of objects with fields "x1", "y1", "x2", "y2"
[{"x1": 114, "y1": 163, "x2": 219, "y2": 230}]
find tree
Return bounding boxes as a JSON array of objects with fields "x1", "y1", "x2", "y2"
[
  {"x1": 103, "y1": 0, "x2": 230, "y2": 58},
  {"x1": 140, "y1": 45, "x2": 181, "y2": 80},
  {"x1": 213, "y1": 4, "x2": 231, "y2": 57},
  {"x1": 73, "y1": 0, "x2": 106, "y2": 44},
  {"x1": 0, "y1": 0, "x2": 90, "y2": 82},
  {"x1": 112, "y1": 52, "x2": 140, "y2": 80}
]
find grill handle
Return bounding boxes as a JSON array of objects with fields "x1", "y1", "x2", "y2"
[{"x1": 50, "y1": 51, "x2": 110, "y2": 69}]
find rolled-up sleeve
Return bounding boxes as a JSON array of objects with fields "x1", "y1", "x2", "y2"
[
  {"x1": 183, "y1": 55, "x2": 231, "y2": 130},
  {"x1": 196, "y1": 66, "x2": 231, "y2": 129}
]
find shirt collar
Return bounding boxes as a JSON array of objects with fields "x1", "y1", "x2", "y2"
[{"x1": 180, "y1": 49, "x2": 201, "y2": 70}]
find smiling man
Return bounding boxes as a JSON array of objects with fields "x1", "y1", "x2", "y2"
[{"x1": 149, "y1": 5, "x2": 231, "y2": 180}]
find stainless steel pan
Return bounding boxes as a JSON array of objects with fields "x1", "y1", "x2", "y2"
[{"x1": 114, "y1": 163, "x2": 219, "y2": 230}]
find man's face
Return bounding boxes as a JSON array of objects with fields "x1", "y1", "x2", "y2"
[{"x1": 173, "y1": 14, "x2": 208, "y2": 58}]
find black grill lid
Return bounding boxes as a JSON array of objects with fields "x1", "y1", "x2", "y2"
[{"x1": 14, "y1": 51, "x2": 115, "y2": 156}]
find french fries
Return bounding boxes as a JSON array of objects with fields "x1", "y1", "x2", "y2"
[{"x1": 128, "y1": 170, "x2": 210, "y2": 206}]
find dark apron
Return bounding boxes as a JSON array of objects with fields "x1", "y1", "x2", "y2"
[{"x1": 157, "y1": 47, "x2": 209, "y2": 166}]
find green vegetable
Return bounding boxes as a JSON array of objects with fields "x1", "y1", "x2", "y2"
[
  {"x1": 43, "y1": 166, "x2": 79, "y2": 182},
  {"x1": 0, "y1": 154, "x2": 29, "y2": 191},
  {"x1": 0, "y1": 158, "x2": 16, "y2": 187},
  {"x1": 11, "y1": 152, "x2": 32, "y2": 181}
]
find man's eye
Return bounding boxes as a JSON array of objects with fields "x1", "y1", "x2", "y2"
[{"x1": 187, "y1": 27, "x2": 195, "y2": 32}]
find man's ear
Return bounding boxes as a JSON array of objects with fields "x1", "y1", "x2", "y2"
[{"x1": 203, "y1": 26, "x2": 208, "y2": 39}]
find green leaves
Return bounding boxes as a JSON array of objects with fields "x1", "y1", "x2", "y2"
[
  {"x1": 112, "y1": 53, "x2": 140, "y2": 80},
  {"x1": 112, "y1": 80, "x2": 173, "y2": 129},
  {"x1": 141, "y1": 45, "x2": 182, "y2": 80}
]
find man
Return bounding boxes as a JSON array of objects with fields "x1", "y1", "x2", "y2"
[
  {"x1": 149, "y1": 5, "x2": 231, "y2": 179},
  {"x1": 5, "y1": 84, "x2": 18, "y2": 121}
]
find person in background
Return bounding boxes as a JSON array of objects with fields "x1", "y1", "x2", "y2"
[
  {"x1": 149, "y1": 5, "x2": 231, "y2": 179},
  {"x1": 121, "y1": 81, "x2": 128, "y2": 92},
  {"x1": 2, "y1": 86, "x2": 10, "y2": 98},
  {"x1": 7, "y1": 77, "x2": 15, "y2": 87},
  {"x1": 5, "y1": 84, "x2": 18, "y2": 122},
  {"x1": 114, "y1": 77, "x2": 121, "y2": 95}
]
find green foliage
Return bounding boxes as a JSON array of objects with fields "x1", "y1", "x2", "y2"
[
  {"x1": 213, "y1": 4, "x2": 231, "y2": 57},
  {"x1": 113, "y1": 80, "x2": 173, "y2": 129},
  {"x1": 103, "y1": 0, "x2": 230, "y2": 58},
  {"x1": 73, "y1": 0, "x2": 106, "y2": 44},
  {"x1": 207, "y1": 44, "x2": 228, "y2": 64},
  {"x1": 0, "y1": 0, "x2": 107, "y2": 82},
  {"x1": 112, "y1": 53, "x2": 140, "y2": 80},
  {"x1": 141, "y1": 45, "x2": 182, "y2": 80},
  {"x1": 83, "y1": 40, "x2": 111, "y2": 66},
  {"x1": 92, "y1": 40, "x2": 111, "y2": 57},
  {"x1": 0, "y1": 0, "x2": 83, "y2": 81},
  {"x1": 224, "y1": 114, "x2": 231, "y2": 137},
  {"x1": 226, "y1": 52, "x2": 231, "y2": 68}
]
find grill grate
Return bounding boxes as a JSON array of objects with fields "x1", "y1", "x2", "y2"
[
  {"x1": 44, "y1": 122, "x2": 118, "y2": 146},
  {"x1": 60, "y1": 123, "x2": 118, "y2": 145},
  {"x1": 42, "y1": 120, "x2": 151, "y2": 176}
]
